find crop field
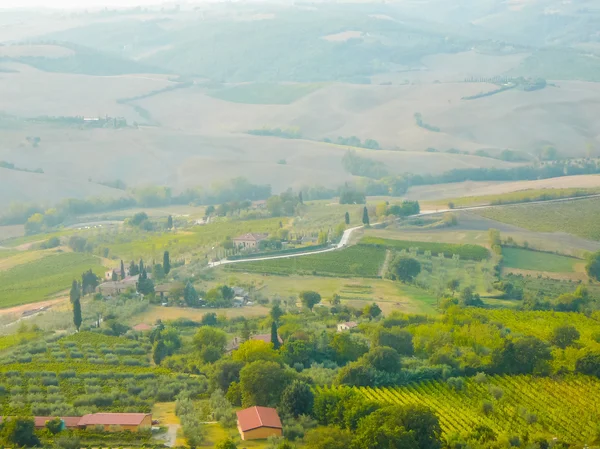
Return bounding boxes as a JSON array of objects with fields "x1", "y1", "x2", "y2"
[
  {"x1": 227, "y1": 245, "x2": 386, "y2": 277},
  {"x1": 476, "y1": 197, "x2": 600, "y2": 241},
  {"x1": 96, "y1": 217, "x2": 286, "y2": 260},
  {"x1": 361, "y1": 236, "x2": 489, "y2": 261},
  {"x1": 0, "y1": 332, "x2": 39, "y2": 351},
  {"x1": 1, "y1": 332, "x2": 151, "y2": 367},
  {"x1": 346, "y1": 374, "x2": 600, "y2": 443},
  {"x1": 0, "y1": 364, "x2": 206, "y2": 417},
  {"x1": 0, "y1": 252, "x2": 107, "y2": 308},
  {"x1": 501, "y1": 247, "x2": 579, "y2": 273},
  {"x1": 440, "y1": 187, "x2": 600, "y2": 208},
  {"x1": 207, "y1": 82, "x2": 325, "y2": 104}
]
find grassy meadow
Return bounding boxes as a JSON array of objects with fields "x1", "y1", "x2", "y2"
[
  {"x1": 477, "y1": 197, "x2": 600, "y2": 241},
  {"x1": 502, "y1": 247, "x2": 578, "y2": 273},
  {"x1": 0, "y1": 252, "x2": 106, "y2": 308},
  {"x1": 208, "y1": 82, "x2": 325, "y2": 104}
]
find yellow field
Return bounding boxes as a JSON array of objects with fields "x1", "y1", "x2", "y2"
[{"x1": 133, "y1": 305, "x2": 272, "y2": 324}]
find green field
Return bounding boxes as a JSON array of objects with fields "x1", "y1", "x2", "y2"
[
  {"x1": 208, "y1": 82, "x2": 325, "y2": 104},
  {"x1": 441, "y1": 187, "x2": 600, "y2": 208},
  {"x1": 97, "y1": 217, "x2": 286, "y2": 260},
  {"x1": 349, "y1": 374, "x2": 600, "y2": 443},
  {"x1": 502, "y1": 247, "x2": 578, "y2": 272},
  {"x1": 0, "y1": 252, "x2": 107, "y2": 308},
  {"x1": 477, "y1": 197, "x2": 600, "y2": 241},
  {"x1": 228, "y1": 245, "x2": 386, "y2": 277},
  {"x1": 361, "y1": 236, "x2": 489, "y2": 261}
]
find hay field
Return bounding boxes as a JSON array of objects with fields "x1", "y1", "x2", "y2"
[{"x1": 137, "y1": 80, "x2": 600, "y2": 156}]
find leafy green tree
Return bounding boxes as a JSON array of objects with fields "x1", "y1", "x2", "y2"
[
  {"x1": 362, "y1": 206, "x2": 370, "y2": 226},
  {"x1": 194, "y1": 327, "x2": 228, "y2": 354},
  {"x1": 586, "y1": 251, "x2": 600, "y2": 281},
  {"x1": 551, "y1": 325, "x2": 580, "y2": 349},
  {"x1": 163, "y1": 251, "x2": 171, "y2": 275},
  {"x1": 184, "y1": 282, "x2": 200, "y2": 307},
  {"x1": 129, "y1": 260, "x2": 139, "y2": 276},
  {"x1": 81, "y1": 269, "x2": 99, "y2": 295},
  {"x1": 345, "y1": 212, "x2": 350, "y2": 225},
  {"x1": 137, "y1": 269, "x2": 154, "y2": 295},
  {"x1": 363, "y1": 303, "x2": 382, "y2": 319},
  {"x1": 271, "y1": 321, "x2": 281, "y2": 350},
  {"x1": 304, "y1": 427, "x2": 352, "y2": 449},
  {"x1": 45, "y1": 417, "x2": 63, "y2": 434},
  {"x1": 2, "y1": 417, "x2": 40, "y2": 447},
  {"x1": 211, "y1": 360, "x2": 245, "y2": 392},
  {"x1": 493, "y1": 337, "x2": 552, "y2": 375},
  {"x1": 364, "y1": 346, "x2": 401, "y2": 372},
  {"x1": 232, "y1": 340, "x2": 280, "y2": 363},
  {"x1": 280, "y1": 380, "x2": 314, "y2": 418},
  {"x1": 372, "y1": 327, "x2": 414, "y2": 355},
  {"x1": 239, "y1": 361, "x2": 294, "y2": 407},
  {"x1": 575, "y1": 353, "x2": 600, "y2": 377},
  {"x1": 153, "y1": 339, "x2": 168, "y2": 365},
  {"x1": 331, "y1": 332, "x2": 369, "y2": 364},
  {"x1": 201, "y1": 312, "x2": 218, "y2": 326},
  {"x1": 336, "y1": 360, "x2": 375, "y2": 387},
  {"x1": 281, "y1": 340, "x2": 312, "y2": 367},
  {"x1": 388, "y1": 257, "x2": 421, "y2": 283},
  {"x1": 55, "y1": 435, "x2": 81, "y2": 449},
  {"x1": 215, "y1": 438, "x2": 238, "y2": 449},
  {"x1": 354, "y1": 413, "x2": 418, "y2": 449},
  {"x1": 300, "y1": 291, "x2": 321, "y2": 310}
]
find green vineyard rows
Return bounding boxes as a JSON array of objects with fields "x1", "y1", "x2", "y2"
[
  {"x1": 360, "y1": 237, "x2": 489, "y2": 261},
  {"x1": 227, "y1": 245, "x2": 386, "y2": 277},
  {"x1": 323, "y1": 374, "x2": 600, "y2": 443}
]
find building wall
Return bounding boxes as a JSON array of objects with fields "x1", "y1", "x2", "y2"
[{"x1": 240, "y1": 426, "x2": 282, "y2": 440}]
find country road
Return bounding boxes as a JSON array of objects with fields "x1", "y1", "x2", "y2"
[{"x1": 207, "y1": 193, "x2": 600, "y2": 268}]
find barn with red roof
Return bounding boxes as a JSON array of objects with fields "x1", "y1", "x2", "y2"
[{"x1": 236, "y1": 406, "x2": 283, "y2": 440}]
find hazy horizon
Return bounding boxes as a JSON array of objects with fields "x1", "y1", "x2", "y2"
[{"x1": 0, "y1": 0, "x2": 191, "y2": 9}]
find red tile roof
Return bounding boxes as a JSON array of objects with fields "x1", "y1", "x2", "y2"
[
  {"x1": 33, "y1": 417, "x2": 82, "y2": 428},
  {"x1": 79, "y1": 413, "x2": 150, "y2": 426},
  {"x1": 232, "y1": 233, "x2": 268, "y2": 242},
  {"x1": 237, "y1": 406, "x2": 282, "y2": 432},
  {"x1": 133, "y1": 323, "x2": 153, "y2": 331}
]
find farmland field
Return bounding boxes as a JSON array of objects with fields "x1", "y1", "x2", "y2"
[
  {"x1": 0, "y1": 252, "x2": 107, "y2": 308},
  {"x1": 347, "y1": 374, "x2": 600, "y2": 443},
  {"x1": 227, "y1": 245, "x2": 386, "y2": 277},
  {"x1": 208, "y1": 82, "x2": 325, "y2": 104},
  {"x1": 476, "y1": 197, "x2": 600, "y2": 241},
  {"x1": 501, "y1": 247, "x2": 578, "y2": 273},
  {"x1": 361, "y1": 236, "x2": 489, "y2": 261}
]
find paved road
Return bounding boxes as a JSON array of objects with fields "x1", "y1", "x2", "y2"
[{"x1": 207, "y1": 194, "x2": 600, "y2": 268}]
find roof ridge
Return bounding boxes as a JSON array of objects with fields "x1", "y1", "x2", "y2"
[{"x1": 255, "y1": 406, "x2": 263, "y2": 427}]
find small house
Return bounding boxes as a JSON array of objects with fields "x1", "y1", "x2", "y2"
[
  {"x1": 236, "y1": 406, "x2": 282, "y2": 440},
  {"x1": 232, "y1": 233, "x2": 268, "y2": 249},
  {"x1": 77, "y1": 413, "x2": 152, "y2": 432},
  {"x1": 337, "y1": 321, "x2": 358, "y2": 332}
]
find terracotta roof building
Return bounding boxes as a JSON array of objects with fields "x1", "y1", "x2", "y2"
[
  {"x1": 237, "y1": 406, "x2": 283, "y2": 440},
  {"x1": 337, "y1": 321, "x2": 358, "y2": 332},
  {"x1": 78, "y1": 413, "x2": 152, "y2": 432},
  {"x1": 133, "y1": 323, "x2": 153, "y2": 332},
  {"x1": 232, "y1": 233, "x2": 268, "y2": 249}
]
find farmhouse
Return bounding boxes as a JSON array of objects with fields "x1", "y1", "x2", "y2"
[
  {"x1": 337, "y1": 321, "x2": 358, "y2": 332},
  {"x1": 105, "y1": 267, "x2": 129, "y2": 281},
  {"x1": 236, "y1": 406, "x2": 283, "y2": 440},
  {"x1": 78, "y1": 413, "x2": 152, "y2": 432},
  {"x1": 232, "y1": 233, "x2": 268, "y2": 249},
  {"x1": 0, "y1": 417, "x2": 81, "y2": 430}
]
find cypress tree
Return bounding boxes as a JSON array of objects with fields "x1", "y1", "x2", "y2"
[
  {"x1": 120, "y1": 260, "x2": 125, "y2": 279},
  {"x1": 345, "y1": 211, "x2": 350, "y2": 225},
  {"x1": 129, "y1": 260, "x2": 139, "y2": 276},
  {"x1": 163, "y1": 251, "x2": 171, "y2": 275},
  {"x1": 69, "y1": 280, "x2": 80, "y2": 304},
  {"x1": 167, "y1": 215, "x2": 173, "y2": 230},
  {"x1": 139, "y1": 259, "x2": 144, "y2": 275},
  {"x1": 298, "y1": 192, "x2": 303, "y2": 205},
  {"x1": 111, "y1": 271, "x2": 118, "y2": 282},
  {"x1": 271, "y1": 321, "x2": 281, "y2": 350},
  {"x1": 362, "y1": 206, "x2": 370, "y2": 226}
]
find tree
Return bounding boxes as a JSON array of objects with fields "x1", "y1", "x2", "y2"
[
  {"x1": 447, "y1": 279, "x2": 460, "y2": 294},
  {"x1": 493, "y1": 337, "x2": 552, "y2": 375},
  {"x1": 215, "y1": 438, "x2": 238, "y2": 449},
  {"x1": 271, "y1": 321, "x2": 281, "y2": 350},
  {"x1": 69, "y1": 280, "x2": 80, "y2": 304},
  {"x1": 163, "y1": 251, "x2": 171, "y2": 275},
  {"x1": 72, "y1": 295, "x2": 82, "y2": 332},
  {"x1": 2, "y1": 417, "x2": 40, "y2": 447},
  {"x1": 139, "y1": 258, "x2": 145, "y2": 274},
  {"x1": 300, "y1": 291, "x2": 321, "y2": 310},
  {"x1": 111, "y1": 270, "x2": 117, "y2": 281},
  {"x1": 551, "y1": 325, "x2": 580, "y2": 349},
  {"x1": 363, "y1": 303, "x2": 382, "y2": 319},
  {"x1": 120, "y1": 260, "x2": 125, "y2": 279},
  {"x1": 81, "y1": 269, "x2": 99, "y2": 295},
  {"x1": 304, "y1": 427, "x2": 353, "y2": 449},
  {"x1": 364, "y1": 346, "x2": 401, "y2": 372},
  {"x1": 233, "y1": 340, "x2": 280, "y2": 363},
  {"x1": 362, "y1": 206, "x2": 370, "y2": 226},
  {"x1": 45, "y1": 417, "x2": 63, "y2": 434},
  {"x1": 129, "y1": 260, "x2": 139, "y2": 276},
  {"x1": 586, "y1": 251, "x2": 600, "y2": 281},
  {"x1": 194, "y1": 327, "x2": 228, "y2": 353},
  {"x1": 575, "y1": 353, "x2": 600, "y2": 378},
  {"x1": 345, "y1": 211, "x2": 350, "y2": 225},
  {"x1": 184, "y1": 282, "x2": 200, "y2": 307},
  {"x1": 137, "y1": 269, "x2": 154, "y2": 295},
  {"x1": 298, "y1": 192, "x2": 304, "y2": 205},
  {"x1": 211, "y1": 359, "x2": 245, "y2": 392},
  {"x1": 153, "y1": 339, "x2": 168, "y2": 365},
  {"x1": 201, "y1": 313, "x2": 218, "y2": 326},
  {"x1": 270, "y1": 304, "x2": 284, "y2": 322},
  {"x1": 336, "y1": 360, "x2": 375, "y2": 387},
  {"x1": 331, "y1": 332, "x2": 369, "y2": 364},
  {"x1": 239, "y1": 360, "x2": 294, "y2": 407},
  {"x1": 167, "y1": 215, "x2": 174, "y2": 230},
  {"x1": 280, "y1": 380, "x2": 314, "y2": 418},
  {"x1": 371, "y1": 327, "x2": 414, "y2": 356},
  {"x1": 388, "y1": 257, "x2": 421, "y2": 283}
]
